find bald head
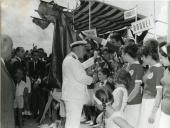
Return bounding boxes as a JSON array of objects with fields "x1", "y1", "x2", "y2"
[{"x1": 1, "y1": 34, "x2": 13, "y2": 60}]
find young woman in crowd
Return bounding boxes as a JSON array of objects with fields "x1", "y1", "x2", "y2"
[
  {"x1": 94, "y1": 69, "x2": 132, "y2": 128},
  {"x1": 111, "y1": 69, "x2": 129, "y2": 115},
  {"x1": 122, "y1": 43, "x2": 144, "y2": 128},
  {"x1": 13, "y1": 67, "x2": 27, "y2": 128},
  {"x1": 95, "y1": 68, "x2": 110, "y2": 89},
  {"x1": 91, "y1": 68, "x2": 111, "y2": 127},
  {"x1": 158, "y1": 42, "x2": 170, "y2": 128},
  {"x1": 138, "y1": 39, "x2": 164, "y2": 128}
]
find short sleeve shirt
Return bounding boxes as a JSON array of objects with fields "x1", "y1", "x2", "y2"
[
  {"x1": 128, "y1": 63, "x2": 144, "y2": 105},
  {"x1": 143, "y1": 64, "x2": 164, "y2": 98},
  {"x1": 15, "y1": 80, "x2": 26, "y2": 96}
]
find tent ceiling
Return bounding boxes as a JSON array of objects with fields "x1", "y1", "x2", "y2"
[{"x1": 72, "y1": 0, "x2": 145, "y2": 34}]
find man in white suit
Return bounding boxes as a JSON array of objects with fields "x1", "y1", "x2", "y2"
[
  {"x1": 61, "y1": 40, "x2": 97, "y2": 128},
  {"x1": 1, "y1": 34, "x2": 15, "y2": 128}
]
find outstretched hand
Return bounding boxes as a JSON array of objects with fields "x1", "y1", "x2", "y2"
[
  {"x1": 93, "y1": 51, "x2": 98, "y2": 60},
  {"x1": 148, "y1": 111, "x2": 156, "y2": 124}
]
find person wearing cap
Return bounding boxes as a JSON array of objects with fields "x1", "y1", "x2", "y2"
[{"x1": 61, "y1": 40, "x2": 98, "y2": 128}]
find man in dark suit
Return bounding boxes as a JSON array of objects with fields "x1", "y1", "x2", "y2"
[
  {"x1": 9, "y1": 47, "x2": 26, "y2": 82},
  {"x1": 28, "y1": 50, "x2": 47, "y2": 119},
  {"x1": 28, "y1": 50, "x2": 46, "y2": 80},
  {"x1": 11, "y1": 47, "x2": 25, "y2": 68},
  {"x1": 1, "y1": 34, "x2": 15, "y2": 128}
]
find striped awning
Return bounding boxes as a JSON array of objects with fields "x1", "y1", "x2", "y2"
[{"x1": 72, "y1": 0, "x2": 145, "y2": 34}]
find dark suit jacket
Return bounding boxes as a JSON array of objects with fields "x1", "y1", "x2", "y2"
[
  {"x1": 1, "y1": 60, "x2": 15, "y2": 128},
  {"x1": 28, "y1": 60, "x2": 46, "y2": 79}
]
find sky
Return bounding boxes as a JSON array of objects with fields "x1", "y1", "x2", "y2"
[{"x1": 1, "y1": 0, "x2": 169, "y2": 54}]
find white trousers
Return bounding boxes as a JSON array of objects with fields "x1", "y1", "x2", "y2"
[
  {"x1": 125, "y1": 104, "x2": 141, "y2": 128},
  {"x1": 64, "y1": 100, "x2": 84, "y2": 128},
  {"x1": 138, "y1": 99, "x2": 161, "y2": 128},
  {"x1": 158, "y1": 112, "x2": 170, "y2": 128}
]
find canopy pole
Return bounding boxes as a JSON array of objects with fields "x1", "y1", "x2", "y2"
[
  {"x1": 168, "y1": 1, "x2": 170, "y2": 43},
  {"x1": 89, "y1": 0, "x2": 91, "y2": 30},
  {"x1": 67, "y1": 0, "x2": 69, "y2": 11},
  {"x1": 73, "y1": 12, "x2": 75, "y2": 30},
  {"x1": 154, "y1": 0, "x2": 157, "y2": 39},
  {"x1": 135, "y1": 5, "x2": 137, "y2": 44}
]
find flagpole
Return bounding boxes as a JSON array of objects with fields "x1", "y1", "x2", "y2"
[
  {"x1": 67, "y1": 0, "x2": 69, "y2": 11},
  {"x1": 154, "y1": 0, "x2": 157, "y2": 39},
  {"x1": 89, "y1": 0, "x2": 91, "y2": 30},
  {"x1": 168, "y1": 1, "x2": 170, "y2": 43},
  {"x1": 135, "y1": 5, "x2": 137, "y2": 44},
  {"x1": 72, "y1": 0, "x2": 74, "y2": 30}
]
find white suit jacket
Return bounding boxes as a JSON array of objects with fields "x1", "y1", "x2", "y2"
[{"x1": 61, "y1": 52, "x2": 94, "y2": 103}]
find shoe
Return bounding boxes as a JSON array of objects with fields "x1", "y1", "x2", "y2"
[
  {"x1": 27, "y1": 111, "x2": 32, "y2": 116},
  {"x1": 89, "y1": 121, "x2": 94, "y2": 125},
  {"x1": 91, "y1": 123, "x2": 100, "y2": 128},
  {"x1": 80, "y1": 118, "x2": 86, "y2": 122},
  {"x1": 80, "y1": 114, "x2": 86, "y2": 122},
  {"x1": 22, "y1": 111, "x2": 25, "y2": 116},
  {"x1": 81, "y1": 120, "x2": 88, "y2": 124},
  {"x1": 85, "y1": 120, "x2": 93, "y2": 124}
]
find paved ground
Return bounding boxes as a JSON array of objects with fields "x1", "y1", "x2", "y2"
[
  {"x1": 23, "y1": 118, "x2": 38, "y2": 128},
  {"x1": 23, "y1": 117, "x2": 92, "y2": 128}
]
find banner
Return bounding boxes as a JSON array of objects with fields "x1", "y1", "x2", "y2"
[
  {"x1": 83, "y1": 29, "x2": 97, "y2": 36},
  {"x1": 79, "y1": 29, "x2": 97, "y2": 40},
  {"x1": 131, "y1": 17, "x2": 154, "y2": 34},
  {"x1": 48, "y1": 12, "x2": 78, "y2": 89},
  {"x1": 32, "y1": 17, "x2": 50, "y2": 29},
  {"x1": 124, "y1": 8, "x2": 137, "y2": 20}
]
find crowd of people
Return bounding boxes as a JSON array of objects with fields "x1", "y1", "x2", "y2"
[
  {"x1": 1, "y1": 31, "x2": 170, "y2": 128},
  {"x1": 1, "y1": 35, "x2": 52, "y2": 128},
  {"x1": 61, "y1": 32, "x2": 170, "y2": 128}
]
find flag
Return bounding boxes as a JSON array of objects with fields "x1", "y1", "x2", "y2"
[
  {"x1": 32, "y1": 17, "x2": 50, "y2": 29},
  {"x1": 35, "y1": 0, "x2": 80, "y2": 89},
  {"x1": 124, "y1": 8, "x2": 137, "y2": 20},
  {"x1": 48, "y1": 12, "x2": 78, "y2": 89},
  {"x1": 79, "y1": 29, "x2": 97, "y2": 40}
]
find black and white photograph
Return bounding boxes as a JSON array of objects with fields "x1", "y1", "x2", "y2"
[{"x1": 1, "y1": 0, "x2": 170, "y2": 128}]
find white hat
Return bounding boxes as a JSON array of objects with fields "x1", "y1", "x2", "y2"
[{"x1": 70, "y1": 40, "x2": 87, "y2": 48}]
